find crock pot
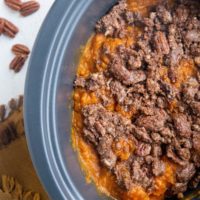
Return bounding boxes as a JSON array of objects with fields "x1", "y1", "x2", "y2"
[
  {"x1": 24, "y1": 0, "x2": 199, "y2": 199},
  {"x1": 25, "y1": 0, "x2": 117, "y2": 199}
]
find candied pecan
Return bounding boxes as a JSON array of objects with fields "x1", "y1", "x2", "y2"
[
  {"x1": 171, "y1": 182, "x2": 188, "y2": 194},
  {"x1": 151, "y1": 132, "x2": 163, "y2": 144},
  {"x1": 12, "y1": 44, "x2": 30, "y2": 56},
  {"x1": 110, "y1": 80, "x2": 127, "y2": 104},
  {"x1": 173, "y1": 113, "x2": 191, "y2": 138},
  {"x1": 167, "y1": 146, "x2": 187, "y2": 166},
  {"x1": 191, "y1": 102, "x2": 200, "y2": 117},
  {"x1": 74, "y1": 77, "x2": 86, "y2": 88},
  {"x1": 97, "y1": 135, "x2": 117, "y2": 169},
  {"x1": 136, "y1": 109, "x2": 168, "y2": 132},
  {"x1": 135, "y1": 142, "x2": 151, "y2": 157},
  {"x1": 151, "y1": 144, "x2": 162, "y2": 157},
  {"x1": 185, "y1": 30, "x2": 200, "y2": 43},
  {"x1": 152, "y1": 159, "x2": 165, "y2": 176},
  {"x1": 86, "y1": 73, "x2": 106, "y2": 91},
  {"x1": 168, "y1": 47, "x2": 183, "y2": 67},
  {"x1": 95, "y1": 0, "x2": 127, "y2": 38},
  {"x1": 194, "y1": 56, "x2": 200, "y2": 67},
  {"x1": 133, "y1": 126, "x2": 152, "y2": 143},
  {"x1": 182, "y1": 79, "x2": 199, "y2": 103},
  {"x1": 190, "y1": 171, "x2": 200, "y2": 188},
  {"x1": 20, "y1": 1, "x2": 40, "y2": 16},
  {"x1": 131, "y1": 160, "x2": 153, "y2": 190},
  {"x1": 192, "y1": 132, "x2": 200, "y2": 154},
  {"x1": 114, "y1": 162, "x2": 132, "y2": 190},
  {"x1": 154, "y1": 31, "x2": 170, "y2": 55},
  {"x1": 109, "y1": 55, "x2": 146, "y2": 85},
  {"x1": 9, "y1": 55, "x2": 27, "y2": 73},
  {"x1": 176, "y1": 163, "x2": 196, "y2": 183},
  {"x1": 156, "y1": 5, "x2": 172, "y2": 24},
  {"x1": 4, "y1": 0, "x2": 22, "y2": 11},
  {"x1": 192, "y1": 152, "x2": 200, "y2": 168}
]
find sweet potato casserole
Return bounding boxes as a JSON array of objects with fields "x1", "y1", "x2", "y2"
[{"x1": 72, "y1": 0, "x2": 200, "y2": 199}]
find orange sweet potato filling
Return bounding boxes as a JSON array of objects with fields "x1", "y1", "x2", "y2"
[{"x1": 71, "y1": 0, "x2": 195, "y2": 199}]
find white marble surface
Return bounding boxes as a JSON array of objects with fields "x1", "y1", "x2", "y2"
[{"x1": 0, "y1": 0, "x2": 54, "y2": 104}]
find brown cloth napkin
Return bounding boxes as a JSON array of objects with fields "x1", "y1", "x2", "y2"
[{"x1": 0, "y1": 96, "x2": 49, "y2": 200}]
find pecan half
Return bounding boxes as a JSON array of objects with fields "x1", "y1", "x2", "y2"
[
  {"x1": 9, "y1": 98, "x2": 17, "y2": 110},
  {"x1": 0, "y1": 18, "x2": 19, "y2": 38},
  {"x1": 0, "y1": 19, "x2": 5, "y2": 35},
  {"x1": 0, "y1": 105, "x2": 6, "y2": 121},
  {"x1": 18, "y1": 95, "x2": 23, "y2": 107},
  {"x1": 9, "y1": 55, "x2": 27, "y2": 72},
  {"x1": 20, "y1": 1, "x2": 40, "y2": 16},
  {"x1": 4, "y1": 0, "x2": 22, "y2": 11},
  {"x1": 12, "y1": 44, "x2": 30, "y2": 56}
]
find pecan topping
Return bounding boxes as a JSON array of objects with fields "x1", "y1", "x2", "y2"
[
  {"x1": 9, "y1": 55, "x2": 27, "y2": 72},
  {"x1": 12, "y1": 44, "x2": 30, "y2": 56},
  {"x1": 20, "y1": 1, "x2": 40, "y2": 16},
  {"x1": 4, "y1": 0, "x2": 22, "y2": 11}
]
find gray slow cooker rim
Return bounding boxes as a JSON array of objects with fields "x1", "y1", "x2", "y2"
[{"x1": 24, "y1": 0, "x2": 93, "y2": 199}]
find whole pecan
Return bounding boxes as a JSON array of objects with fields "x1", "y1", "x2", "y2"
[
  {"x1": 0, "y1": 105, "x2": 6, "y2": 121},
  {"x1": 0, "y1": 19, "x2": 5, "y2": 35},
  {"x1": 4, "y1": 0, "x2": 22, "y2": 11},
  {"x1": 20, "y1": 1, "x2": 40, "y2": 16},
  {"x1": 18, "y1": 95, "x2": 23, "y2": 107},
  {"x1": 9, "y1": 98, "x2": 18, "y2": 110},
  {"x1": 9, "y1": 55, "x2": 27, "y2": 72},
  {"x1": 0, "y1": 18, "x2": 19, "y2": 38},
  {"x1": 12, "y1": 44, "x2": 30, "y2": 56}
]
